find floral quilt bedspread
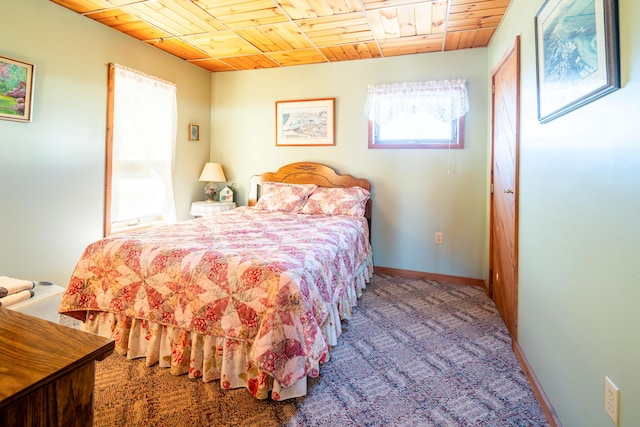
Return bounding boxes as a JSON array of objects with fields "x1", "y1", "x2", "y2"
[{"x1": 59, "y1": 207, "x2": 371, "y2": 388}]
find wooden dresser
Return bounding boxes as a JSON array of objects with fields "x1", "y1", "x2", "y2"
[{"x1": 0, "y1": 308, "x2": 114, "y2": 427}]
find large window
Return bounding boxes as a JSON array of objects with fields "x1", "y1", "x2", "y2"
[
  {"x1": 105, "y1": 64, "x2": 177, "y2": 236},
  {"x1": 365, "y1": 79, "x2": 469, "y2": 149}
]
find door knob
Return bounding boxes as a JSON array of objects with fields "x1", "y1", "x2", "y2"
[{"x1": 503, "y1": 188, "x2": 514, "y2": 194}]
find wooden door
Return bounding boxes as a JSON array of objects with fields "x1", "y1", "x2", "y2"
[{"x1": 490, "y1": 37, "x2": 520, "y2": 340}]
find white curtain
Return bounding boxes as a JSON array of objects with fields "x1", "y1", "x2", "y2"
[
  {"x1": 111, "y1": 64, "x2": 177, "y2": 227},
  {"x1": 365, "y1": 79, "x2": 469, "y2": 124}
]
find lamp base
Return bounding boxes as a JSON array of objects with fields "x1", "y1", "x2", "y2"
[{"x1": 204, "y1": 182, "x2": 217, "y2": 202}]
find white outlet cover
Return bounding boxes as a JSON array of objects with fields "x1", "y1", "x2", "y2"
[{"x1": 604, "y1": 376, "x2": 619, "y2": 425}]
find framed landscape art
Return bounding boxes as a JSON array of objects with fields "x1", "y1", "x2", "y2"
[
  {"x1": 275, "y1": 98, "x2": 335, "y2": 146},
  {"x1": 0, "y1": 55, "x2": 35, "y2": 122},
  {"x1": 535, "y1": 0, "x2": 619, "y2": 123}
]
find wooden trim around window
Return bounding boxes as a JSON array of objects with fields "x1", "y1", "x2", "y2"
[{"x1": 104, "y1": 64, "x2": 115, "y2": 237}]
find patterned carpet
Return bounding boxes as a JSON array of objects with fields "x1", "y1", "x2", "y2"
[{"x1": 93, "y1": 274, "x2": 550, "y2": 427}]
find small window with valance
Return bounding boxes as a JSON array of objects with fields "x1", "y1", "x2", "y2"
[{"x1": 365, "y1": 79, "x2": 469, "y2": 149}]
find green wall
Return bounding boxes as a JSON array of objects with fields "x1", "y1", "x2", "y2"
[
  {"x1": 210, "y1": 50, "x2": 490, "y2": 280},
  {"x1": 0, "y1": 0, "x2": 211, "y2": 286},
  {"x1": 489, "y1": 0, "x2": 640, "y2": 426},
  {"x1": 5, "y1": 0, "x2": 637, "y2": 425}
]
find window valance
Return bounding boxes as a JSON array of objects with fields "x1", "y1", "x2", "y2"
[{"x1": 365, "y1": 79, "x2": 469, "y2": 124}]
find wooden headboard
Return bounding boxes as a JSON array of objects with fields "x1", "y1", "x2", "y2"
[{"x1": 248, "y1": 162, "x2": 372, "y2": 222}]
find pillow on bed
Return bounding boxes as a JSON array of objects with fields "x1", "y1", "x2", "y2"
[
  {"x1": 301, "y1": 186, "x2": 370, "y2": 217},
  {"x1": 254, "y1": 182, "x2": 318, "y2": 212}
]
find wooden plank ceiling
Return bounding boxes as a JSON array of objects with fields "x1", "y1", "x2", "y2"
[{"x1": 51, "y1": 0, "x2": 511, "y2": 72}]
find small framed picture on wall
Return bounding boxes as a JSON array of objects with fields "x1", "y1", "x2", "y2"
[{"x1": 189, "y1": 124, "x2": 200, "y2": 141}]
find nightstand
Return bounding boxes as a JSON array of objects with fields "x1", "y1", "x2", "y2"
[{"x1": 190, "y1": 201, "x2": 236, "y2": 217}]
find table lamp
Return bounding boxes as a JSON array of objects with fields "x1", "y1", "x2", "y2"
[{"x1": 198, "y1": 162, "x2": 226, "y2": 202}]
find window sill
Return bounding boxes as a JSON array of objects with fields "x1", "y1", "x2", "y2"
[{"x1": 109, "y1": 219, "x2": 166, "y2": 235}]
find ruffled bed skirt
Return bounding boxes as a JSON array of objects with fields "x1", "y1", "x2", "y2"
[{"x1": 82, "y1": 255, "x2": 372, "y2": 401}]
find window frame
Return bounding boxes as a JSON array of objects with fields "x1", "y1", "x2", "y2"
[
  {"x1": 104, "y1": 65, "x2": 115, "y2": 237},
  {"x1": 104, "y1": 64, "x2": 177, "y2": 237},
  {"x1": 367, "y1": 116, "x2": 465, "y2": 149}
]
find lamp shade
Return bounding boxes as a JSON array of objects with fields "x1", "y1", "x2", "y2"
[{"x1": 199, "y1": 163, "x2": 226, "y2": 182}]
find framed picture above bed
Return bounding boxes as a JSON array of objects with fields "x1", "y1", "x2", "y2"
[
  {"x1": 534, "y1": 0, "x2": 620, "y2": 123},
  {"x1": 275, "y1": 98, "x2": 335, "y2": 146},
  {"x1": 0, "y1": 55, "x2": 35, "y2": 123}
]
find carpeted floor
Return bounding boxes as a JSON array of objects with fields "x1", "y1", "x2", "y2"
[{"x1": 93, "y1": 274, "x2": 550, "y2": 426}]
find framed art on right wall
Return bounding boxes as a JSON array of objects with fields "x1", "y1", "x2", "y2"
[{"x1": 535, "y1": 0, "x2": 620, "y2": 123}]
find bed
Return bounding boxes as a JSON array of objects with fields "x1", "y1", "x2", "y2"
[{"x1": 59, "y1": 162, "x2": 372, "y2": 401}]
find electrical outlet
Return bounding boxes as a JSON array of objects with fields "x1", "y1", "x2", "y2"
[
  {"x1": 435, "y1": 232, "x2": 443, "y2": 244},
  {"x1": 604, "y1": 376, "x2": 620, "y2": 425}
]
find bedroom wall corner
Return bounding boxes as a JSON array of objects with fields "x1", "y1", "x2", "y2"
[
  {"x1": 209, "y1": 49, "x2": 490, "y2": 281},
  {"x1": 0, "y1": 0, "x2": 212, "y2": 287}
]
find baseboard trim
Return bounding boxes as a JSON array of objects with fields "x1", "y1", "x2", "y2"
[
  {"x1": 373, "y1": 266, "x2": 485, "y2": 288},
  {"x1": 512, "y1": 341, "x2": 562, "y2": 427}
]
